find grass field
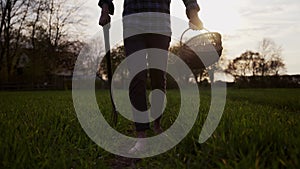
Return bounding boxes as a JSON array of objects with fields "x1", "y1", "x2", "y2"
[{"x1": 0, "y1": 88, "x2": 299, "y2": 169}]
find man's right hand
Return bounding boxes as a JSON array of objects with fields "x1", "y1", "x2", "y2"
[{"x1": 99, "y1": 4, "x2": 111, "y2": 26}]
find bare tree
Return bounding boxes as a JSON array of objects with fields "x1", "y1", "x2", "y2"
[
  {"x1": 44, "y1": 0, "x2": 84, "y2": 50},
  {"x1": 27, "y1": 0, "x2": 47, "y2": 49},
  {"x1": 268, "y1": 56, "x2": 285, "y2": 76},
  {"x1": 258, "y1": 38, "x2": 285, "y2": 76},
  {"x1": 0, "y1": 0, "x2": 29, "y2": 81},
  {"x1": 0, "y1": 0, "x2": 85, "y2": 81}
]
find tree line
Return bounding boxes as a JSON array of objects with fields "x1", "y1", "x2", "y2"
[
  {"x1": 0, "y1": 1, "x2": 292, "y2": 89},
  {"x1": 95, "y1": 37, "x2": 290, "y2": 89},
  {"x1": 0, "y1": 0, "x2": 84, "y2": 83},
  {"x1": 226, "y1": 38, "x2": 285, "y2": 78},
  {"x1": 168, "y1": 38, "x2": 286, "y2": 86}
]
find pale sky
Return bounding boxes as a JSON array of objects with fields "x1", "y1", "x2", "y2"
[{"x1": 80, "y1": 0, "x2": 300, "y2": 75}]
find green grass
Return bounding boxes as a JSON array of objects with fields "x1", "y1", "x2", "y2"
[{"x1": 0, "y1": 89, "x2": 299, "y2": 168}]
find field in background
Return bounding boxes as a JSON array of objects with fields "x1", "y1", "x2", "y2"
[{"x1": 0, "y1": 89, "x2": 299, "y2": 168}]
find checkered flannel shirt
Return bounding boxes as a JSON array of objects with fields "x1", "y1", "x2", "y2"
[{"x1": 98, "y1": 0, "x2": 200, "y2": 33}]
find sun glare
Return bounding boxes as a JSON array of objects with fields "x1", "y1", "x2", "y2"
[
  {"x1": 170, "y1": 0, "x2": 241, "y2": 34},
  {"x1": 199, "y1": 0, "x2": 241, "y2": 34}
]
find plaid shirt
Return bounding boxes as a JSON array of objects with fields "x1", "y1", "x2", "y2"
[{"x1": 99, "y1": 0, "x2": 200, "y2": 33}]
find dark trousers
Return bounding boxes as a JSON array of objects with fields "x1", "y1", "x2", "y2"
[{"x1": 124, "y1": 33, "x2": 171, "y2": 131}]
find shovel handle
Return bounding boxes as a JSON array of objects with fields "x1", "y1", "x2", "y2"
[
  {"x1": 103, "y1": 24, "x2": 118, "y2": 126},
  {"x1": 103, "y1": 24, "x2": 113, "y2": 83}
]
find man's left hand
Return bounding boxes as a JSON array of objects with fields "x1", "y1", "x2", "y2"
[
  {"x1": 189, "y1": 16, "x2": 203, "y2": 30},
  {"x1": 188, "y1": 9, "x2": 203, "y2": 30}
]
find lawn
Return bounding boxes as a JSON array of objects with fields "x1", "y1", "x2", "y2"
[{"x1": 0, "y1": 88, "x2": 299, "y2": 168}]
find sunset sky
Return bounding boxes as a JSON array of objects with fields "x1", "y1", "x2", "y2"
[{"x1": 82, "y1": 0, "x2": 300, "y2": 74}]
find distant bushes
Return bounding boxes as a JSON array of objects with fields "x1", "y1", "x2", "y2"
[{"x1": 229, "y1": 75, "x2": 300, "y2": 88}]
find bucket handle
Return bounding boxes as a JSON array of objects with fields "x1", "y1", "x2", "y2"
[{"x1": 179, "y1": 28, "x2": 210, "y2": 46}]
